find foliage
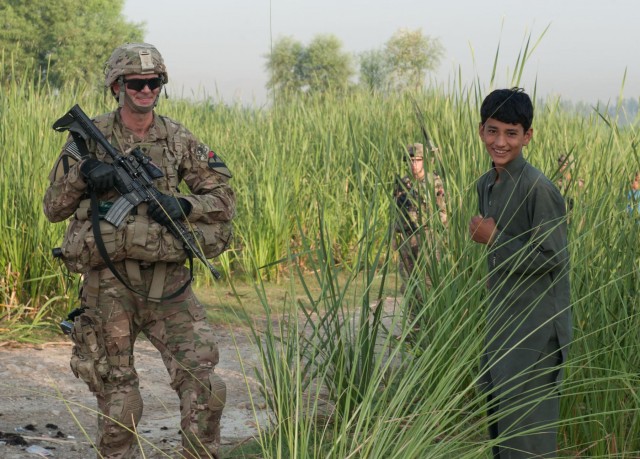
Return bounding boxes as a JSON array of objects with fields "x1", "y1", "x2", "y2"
[
  {"x1": 384, "y1": 28, "x2": 444, "y2": 91},
  {"x1": 266, "y1": 29, "x2": 444, "y2": 97},
  {"x1": 301, "y1": 35, "x2": 354, "y2": 94},
  {"x1": 0, "y1": 0, "x2": 144, "y2": 88},
  {"x1": 2, "y1": 32, "x2": 640, "y2": 456},
  {"x1": 265, "y1": 36, "x2": 305, "y2": 95},
  {"x1": 358, "y1": 48, "x2": 391, "y2": 93},
  {"x1": 266, "y1": 34, "x2": 354, "y2": 98}
]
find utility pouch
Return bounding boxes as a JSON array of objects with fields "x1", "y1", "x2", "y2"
[
  {"x1": 69, "y1": 313, "x2": 109, "y2": 393},
  {"x1": 198, "y1": 220, "x2": 233, "y2": 258}
]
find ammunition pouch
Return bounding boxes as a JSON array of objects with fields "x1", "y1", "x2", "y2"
[
  {"x1": 58, "y1": 199, "x2": 233, "y2": 273},
  {"x1": 69, "y1": 313, "x2": 109, "y2": 393}
]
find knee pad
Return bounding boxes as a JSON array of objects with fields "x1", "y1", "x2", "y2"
[
  {"x1": 119, "y1": 389, "x2": 144, "y2": 427},
  {"x1": 208, "y1": 372, "x2": 226, "y2": 412},
  {"x1": 100, "y1": 387, "x2": 143, "y2": 429},
  {"x1": 97, "y1": 389, "x2": 143, "y2": 457}
]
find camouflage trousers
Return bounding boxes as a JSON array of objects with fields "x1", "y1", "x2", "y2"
[
  {"x1": 396, "y1": 235, "x2": 439, "y2": 329},
  {"x1": 73, "y1": 262, "x2": 225, "y2": 459}
]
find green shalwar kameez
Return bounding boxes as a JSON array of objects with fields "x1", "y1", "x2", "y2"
[{"x1": 476, "y1": 154, "x2": 572, "y2": 458}]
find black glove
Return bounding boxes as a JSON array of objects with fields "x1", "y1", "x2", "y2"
[
  {"x1": 148, "y1": 194, "x2": 192, "y2": 225},
  {"x1": 396, "y1": 192, "x2": 411, "y2": 210},
  {"x1": 80, "y1": 158, "x2": 116, "y2": 193}
]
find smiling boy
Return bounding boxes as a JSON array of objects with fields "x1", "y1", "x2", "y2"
[{"x1": 469, "y1": 88, "x2": 572, "y2": 458}]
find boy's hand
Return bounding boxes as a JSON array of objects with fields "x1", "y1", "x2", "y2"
[{"x1": 469, "y1": 215, "x2": 497, "y2": 245}]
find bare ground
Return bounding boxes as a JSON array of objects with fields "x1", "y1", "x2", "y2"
[{"x1": 0, "y1": 325, "x2": 268, "y2": 458}]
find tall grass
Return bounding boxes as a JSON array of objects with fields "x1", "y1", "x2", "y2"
[
  {"x1": 2, "y1": 41, "x2": 640, "y2": 455},
  {"x1": 238, "y1": 78, "x2": 640, "y2": 457}
]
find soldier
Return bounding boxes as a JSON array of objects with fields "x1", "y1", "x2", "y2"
[
  {"x1": 43, "y1": 43, "x2": 235, "y2": 459},
  {"x1": 393, "y1": 142, "x2": 447, "y2": 333},
  {"x1": 556, "y1": 154, "x2": 585, "y2": 192}
]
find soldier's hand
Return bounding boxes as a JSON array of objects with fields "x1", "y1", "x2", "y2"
[
  {"x1": 396, "y1": 193, "x2": 410, "y2": 209},
  {"x1": 148, "y1": 193, "x2": 192, "y2": 225},
  {"x1": 80, "y1": 158, "x2": 116, "y2": 193}
]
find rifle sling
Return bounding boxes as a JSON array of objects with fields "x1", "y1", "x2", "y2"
[{"x1": 89, "y1": 189, "x2": 194, "y2": 301}]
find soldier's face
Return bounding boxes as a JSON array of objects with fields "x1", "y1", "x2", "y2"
[
  {"x1": 479, "y1": 118, "x2": 532, "y2": 169},
  {"x1": 410, "y1": 157, "x2": 425, "y2": 180},
  {"x1": 114, "y1": 73, "x2": 162, "y2": 114}
]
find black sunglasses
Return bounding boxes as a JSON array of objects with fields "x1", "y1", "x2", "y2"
[{"x1": 122, "y1": 77, "x2": 163, "y2": 91}]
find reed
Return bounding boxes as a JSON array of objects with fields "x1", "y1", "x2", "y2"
[{"x1": 1, "y1": 40, "x2": 639, "y2": 455}]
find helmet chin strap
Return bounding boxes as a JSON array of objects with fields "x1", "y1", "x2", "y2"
[{"x1": 117, "y1": 76, "x2": 126, "y2": 108}]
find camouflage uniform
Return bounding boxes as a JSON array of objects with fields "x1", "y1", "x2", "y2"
[
  {"x1": 556, "y1": 154, "x2": 584, "y2": 214},
  {"x1": 393, "y1": 143, "x2": 447, "y2": 323},
  {"x1": 43, "y1": 44, "x2": 235, "y2": 459}
]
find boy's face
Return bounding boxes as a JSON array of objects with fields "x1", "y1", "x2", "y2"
[{"x1": 479, "y1": 118, "x2": 532, "y2": 169}]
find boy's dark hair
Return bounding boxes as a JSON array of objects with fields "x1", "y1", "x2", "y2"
[{"x1": 480, "y1": 87, "x2": 534, "y2": 131}]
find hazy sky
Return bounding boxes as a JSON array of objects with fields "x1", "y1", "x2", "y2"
[{"x1": 122, "y1": 0, "x2": 637, "y2": 106}]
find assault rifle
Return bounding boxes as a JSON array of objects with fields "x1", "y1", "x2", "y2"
[
  {"x1": 410, "y1": 96, "x2": 446, "y2": 182},
  {"x1": 53, "y1": 104, "x2": 221, "y2": 280}
]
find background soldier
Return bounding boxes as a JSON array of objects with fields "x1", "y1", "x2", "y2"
[
  {"x1": 393, "y1": 142, "x2": 447, "y2": 334},
  {"x1": 556, "y1": 153, "x2": 584, "y2": 212},
  {"x1": 43, "y1": 43, "x2": 235, "y2": 459}
]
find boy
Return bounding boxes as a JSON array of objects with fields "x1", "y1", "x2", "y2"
[{"x1": 468, "y1": 88, "x2": 571, "y2": 458}]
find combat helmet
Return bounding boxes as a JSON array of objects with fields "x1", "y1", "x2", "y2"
[
  {"x1": 406, "y1": 143, "x2": 424, "y2": 159},
  {"x1": 105, "y1": 42, "x2": 168, "y2": 87},
  {"x1": 104, "y1": 43, "x2": 168, "y2": 108}
]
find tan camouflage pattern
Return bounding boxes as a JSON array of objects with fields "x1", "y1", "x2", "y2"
[
  {"x1": 104, "y1": 43, "x2": 168, "y2": 87},
  {"x1": 78, "y1": 264, "x2": 223, "y2": 459},
  {"x1": 394, "y1": 173, "x2": 447, "y2": 321},
  {"x1": 406, "y1": 142, "x2": 424, "y2": 159},
  {"x1": 43, "y1": 109, "x2": 234, "y2": 459},
  {"x1": 43, "y1": 110, "x2": 235, "y2": 273}
]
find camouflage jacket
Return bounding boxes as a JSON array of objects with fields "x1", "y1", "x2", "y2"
[
  {"x1": 43, "y1": 109, "x2": 236, "y2": 273},
  {"x1": 394, "y1": 172, "x2": 447, "y2": 237}
]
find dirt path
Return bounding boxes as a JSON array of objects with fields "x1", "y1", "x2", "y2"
[{"x1": 0, "y1": 325, "x2": 268, "y2": 458}]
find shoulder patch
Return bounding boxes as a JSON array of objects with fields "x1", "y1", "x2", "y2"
[
  {"x1": 207, "y1": 150, "x2": 232, "y2": 178},
  {"x1": 195, "y1": 143, "x2": 210, "y2": 162}
]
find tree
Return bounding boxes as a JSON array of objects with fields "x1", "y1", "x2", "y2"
[
  {"x1": 0, "y1": 0, "x2": 144, "y2": 88},
  {"x1": 299, "y1": 35, "x2": 353, "y2": 94},
  {"x1": 384, "y1": 28, "x2": 443, "y2": 91},
  {"x1": 358, "y1": 49, "x2": 391, "y2": 92},
  {"x1": 265, "y1": 36, "x2": 305, "y2": 94},
  {"x1": 265, "y1": 34, "x2": 354, "y2": 97}
]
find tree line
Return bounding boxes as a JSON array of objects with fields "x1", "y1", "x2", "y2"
[
  {"x1": 265, "y1": 29, "x2": 444, "y2": 97},
  {"x1": 0, "y1": 1, "x2": 444, "y2": 97}
]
